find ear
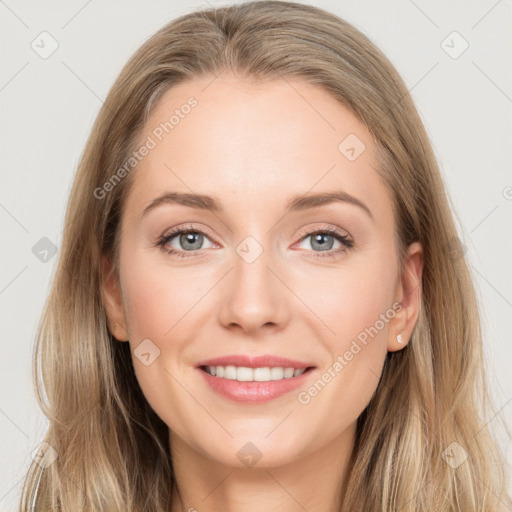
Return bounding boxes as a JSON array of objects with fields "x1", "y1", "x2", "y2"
[
  {"x1": 388, "y1": 241, "x2": 423, "y2": 352},
  {"x1": 100, "y1": 255, "x2": 129, "y2": 342}
]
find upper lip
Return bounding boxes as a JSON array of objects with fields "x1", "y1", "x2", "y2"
[{"x1": 196, "y1": 354, "x2": 315, "y2": 369}]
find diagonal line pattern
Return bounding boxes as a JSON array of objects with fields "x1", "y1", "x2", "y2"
[
  {"x1": 407, "y1": 0, "x2": 439, "y2": 29},
  {"x1": 471, "y1": 0, "x2": 503, "y2": 30},
  {"x1": 61, "y1": 0, "x2": 93, "y2": 29},
  {"x1": 200, "y1": 469, "x2": 234, "y2": 502},
  {"x1": 0, "y1": 474, "x2": 27, "y2": 503},
  {"x1": 471, "y1": 265, "x2": 512, "y2": 308},
  {"x1": 265, "y1": 470, "x2": 309, "y2": 511},
  {"x1": 0, "y1": 62, "x2": 29, "y2": 92},
  {"x1": 0, "y1": 202, "x2": 29, "y2": 233},
  {"x1": 472, "y1": 61, "x2": 512, "y2": 104},
  {"x1": 0, "y1": 265, "x2": 28, "y2": 295},
  {"x1": 61, "y1": 61, "x2": 105, "y2": 103},
  {"x1": 0, "y1": 408, "x2": 29, "y2": 438},
  {"x1": 470, "y1": 205, "x2": 499, "y2": 233},
  {"x1": 472, "y1": 396, "x2": 512, "y2": 439},
  {"x1": 200, "y1": 65, "x2": 228, "y2": 93},
  {"x1": 265, "y1": 410, "x2": 294, "y2": 438},
  {"x1": 0, "y1": 0, "x2": 29, "y2": 28},
  {"x1": 390, "y1": 62, "x2": 439, "y2": 113}
]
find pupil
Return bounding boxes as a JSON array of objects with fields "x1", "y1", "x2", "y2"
[
  {"x1": 312, "y1": 233, "x2": 333, "y2": 251},
  {"x1": 181, "y1": 232, "x2": 202, "y2": 250}
]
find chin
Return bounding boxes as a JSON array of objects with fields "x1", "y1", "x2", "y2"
[{"x1": 197, "y1": 432, "x2": 309, "y2": 470}]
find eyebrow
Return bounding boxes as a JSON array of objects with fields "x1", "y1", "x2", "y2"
[{"x1": 140, "y1": 190, "x2": 373, "y2": 220}]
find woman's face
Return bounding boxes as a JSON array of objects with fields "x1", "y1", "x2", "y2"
[{"x1": 103, "y1": 75, "x2": 422, "y2": 469}]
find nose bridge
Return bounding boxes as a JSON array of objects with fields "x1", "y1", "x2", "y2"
[{"x1": 218, "y1": 233, "x2": 288, "y2": 333}]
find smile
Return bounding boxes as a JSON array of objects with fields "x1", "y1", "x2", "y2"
[
  {"x1": 195, "y1": 354, "x2": 316, "y2": 402},
  {"x1": 200, "y1": 365, "x2": 309, "y2": 381}
]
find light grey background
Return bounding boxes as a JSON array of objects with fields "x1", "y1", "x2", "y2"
[{"x1": 1, "y1": 1, "x2": 511, "y2": 509}]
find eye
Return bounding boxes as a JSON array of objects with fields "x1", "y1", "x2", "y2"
[
  {"x1": 156, "y1": 225, "x2": 215, "y2": 258},
  {"x1": 295, "y1": 227, "x2": 353, "y2": 259},
  {"x1": 155, "y1": 225, "x2": 354, "y2": 260}
]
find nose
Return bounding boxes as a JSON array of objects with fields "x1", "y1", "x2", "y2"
[{"x1": 218, "y1": 244, "x2": 290, "y2": 335}]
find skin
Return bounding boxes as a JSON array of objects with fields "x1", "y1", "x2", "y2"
[{"x1": 102, "y1": 74, "x2": 423, "y2": 512}]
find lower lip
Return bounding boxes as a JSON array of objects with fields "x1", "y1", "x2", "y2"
[{"x1": 197, "y1": 367, "x2": 315, "y2": 403}]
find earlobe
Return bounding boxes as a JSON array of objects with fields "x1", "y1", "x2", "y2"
[
  {"x1": 388, "y1": 241, "x2": 424, "y2": 352},
  {"x1": 111, "y1": 323, "x2": 129, "y2": 342},
  {"x1": 388, "y1": 324, "x2": 408, "y2": 353},
  {"x1": 100, "y1": 256, "x2": 129, "y2": 342}
]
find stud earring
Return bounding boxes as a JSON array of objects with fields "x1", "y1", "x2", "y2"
[{"x1": 397, "y1": 333, "x2": 403, "y2": 344}]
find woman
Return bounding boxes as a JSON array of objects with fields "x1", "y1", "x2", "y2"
[{"x1": 20, "y1": 1, "x2": 511, "y2": 510}]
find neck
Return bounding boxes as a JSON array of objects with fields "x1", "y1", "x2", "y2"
[{"x1": 169, "y1": 422, "x2": 356, "y2": 512}]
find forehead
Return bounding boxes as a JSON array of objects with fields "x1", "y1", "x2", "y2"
[{"x1": 123, "y1": 75, "x2": 391, "y2": 224}]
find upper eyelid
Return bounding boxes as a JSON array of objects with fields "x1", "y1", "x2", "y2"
[
  {"x1": 157, "y1": 226, "x2": 353, "y2": 261},
  {"x1": 296, "y1": 224, "x2": 351, "y2": 239},
  {"x1": 160, "y1": 225, "x2": 351, "y2": 246}
]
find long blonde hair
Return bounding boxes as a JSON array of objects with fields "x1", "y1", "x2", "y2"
[{"x1": 19, "y1": 1, "x2": 511, "y2": 510}]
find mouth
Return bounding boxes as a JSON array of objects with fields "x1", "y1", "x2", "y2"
[
  {"x1": 199, "y1": 364, "x2": 315, "y2": 382},
  {"x1": 195, "y1": 355, "x2": 317, "y2": 403}
]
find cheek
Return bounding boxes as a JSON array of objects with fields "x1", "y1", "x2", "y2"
[
  {"x1": 118, "y1": 248, "x2": 204, "y2": 435},
  {"x1": 294, "y1": 252, "x2": 395, "y2": 411},
  {"x1": 119, "y1": 246, "x2": 206, "y2": 341},
  {"x1": 300, "y1": 253, "x2": 396, "y2": 349}
]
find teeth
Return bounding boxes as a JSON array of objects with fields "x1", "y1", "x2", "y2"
[
  {"x1": 223, "y1": 365, "x2": 236, "y2": 380},
  {"x1": 204, "y1": 365, "x2": 307, "y2": 381},
  {"x1": 270, "y1": 367, "x2": 283, "y2": 380},
  {"x1": 283, "y1": 367, "x2": 295, "y2": 378}
]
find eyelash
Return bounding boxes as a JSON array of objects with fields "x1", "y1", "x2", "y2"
[{"x1": 155, "y1": 224, "x2": 354, "y2": 260}]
